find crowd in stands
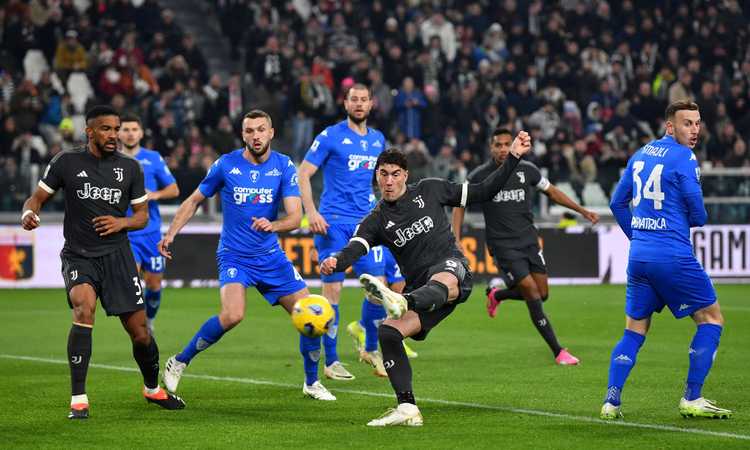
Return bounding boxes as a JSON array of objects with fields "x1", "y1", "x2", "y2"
[{"x1": 1, "y1": 0, "x2": 749, "y2": 214}]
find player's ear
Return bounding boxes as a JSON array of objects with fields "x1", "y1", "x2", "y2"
[{"x1": 269, "y1": 127, "x2": 275, "y2": 140}]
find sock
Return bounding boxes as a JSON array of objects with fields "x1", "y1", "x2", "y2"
[
  {"x1": 684, "y1": 323, "x2": 722, "y2": 401},
  {"x1": 144, "y1": 289, "x2": 162, "y2": 320},
  {"x1": 605, "y1": 329, "x2": 646, "y2": 406},
  {"x1": 176, "y1": 315, "x2": 225, "y2": 364},
  {"x1": 361, "y1": 299, "x2": 386, "y2": 352},
  {"x1": 71, "y1": 393, "x2": 88, "y2": 406},
  {"x1": 300, "y1": 334, "x2": 322, "y2": 385},
  {"x1": 405, "y1": 280, "x2": 448, "y2": 312},
  {"x1": 323, "y1": 304, "x2": 340, "y2": 366},
  {"x1": 379, "y1": 324, "x2": 415, "y2": 405},
  {"x1": 493, "y1": 287, "x2": 525, "y2": 301},
  {"x1": 526, "y1": 300, "x2": 563, "y2": 356},
  {"x1": 133, "y1": 336, "x2": 160, "y2": 389},
  {"x1": 67, "y1": 324, "x2": 92, "y2": 396}
]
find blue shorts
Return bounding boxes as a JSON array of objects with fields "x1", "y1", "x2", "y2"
[
  {"x1": 382, "y1": 246, "x2": 404, "y2": 284},
  {"x1": 130, "y1": 230, "x2": 165, "y2": 273},
  {"x1": 626, "y1": 257, "x2": 717, "y2": 320},
  {"x1": 314, "y1": 223, "x2": 385, "y2": 282},
  {"x1": 218, "y1": 249, "x2": 307, "y2": 305}
]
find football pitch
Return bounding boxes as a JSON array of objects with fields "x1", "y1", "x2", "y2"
[{"x1": 2, "y1": 284, "x2": 748, "y2": 449}]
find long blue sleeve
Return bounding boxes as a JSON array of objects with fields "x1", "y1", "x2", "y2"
[
  {"x1": 684, "y1": 193, "x2": 708, "y2": 227},
  {"x1": 610, "y1": 161, "x2": 634, "y2": 239}
]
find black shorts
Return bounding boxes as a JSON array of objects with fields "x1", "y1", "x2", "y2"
[
  {"x1": 61, "y1": 243, "x2": 144, "y2": 316},
  {"x1": 490, "y1": 243, "x2": 547, "y2": 288},
  {"x1": 406, "y1": 257, "x2": 473, "y2": 341}
]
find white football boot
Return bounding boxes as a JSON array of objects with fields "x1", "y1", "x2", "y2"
[
  {"x1": 679, "y1": 397, "x2": 732, "y2": 419},
  {"x1": 359, "y1": 274, "x2": 407, "y2": 319},
  {"x1": 162, "y1": 355, "x2": 186, "y2": 392},
  {"x1": 303, "y1": 381, "x2": 336, "y2": 401},
  {"x1": 324, "y1": 361, "x2": 355, "y2": 381},
  {"x1": 600, "y1": 402, "x2": 623, "y2": 420},
  {"x1": 367, "y1": 403, "x2": 423, "y2": 427}
]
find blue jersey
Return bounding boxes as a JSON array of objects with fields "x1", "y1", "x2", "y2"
[
  {"x1": 199, "y1": 149, "x2": 300, "y2": 257},
  {"x1": 610, "y1": 135, "x2": 708, "y2": 262},
  {"x1": 127, "y1": 147, "x2": 176, "y2": 236},
  {"x1": 303, "y1": 120, "x2": 385, "y2": 224}
]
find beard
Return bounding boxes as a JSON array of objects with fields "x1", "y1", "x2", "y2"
[
  {"x1": 246, "y1": 141, "x2": 270, "y2": 158},
  {"x1": 347, "y1": 110, "x2": 369, "y2": 125}
]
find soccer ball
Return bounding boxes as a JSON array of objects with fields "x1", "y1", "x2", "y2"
[{"x1": 291, "y1": 294, "x2": 335, "y2": 338}]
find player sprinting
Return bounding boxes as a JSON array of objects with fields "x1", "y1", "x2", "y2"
[
  {"x1": 118, "y1": 115, "x2": 179, "y2": 334},
  {"x1": 452, "y1": 128, "x2": 598, "y2": 365},
  {"x1": 20, "y1": 105, "x2": 185, "y2": 419},
  {"x1": 321, "y1": 133, "x2": 531, "y2": 426},
  {"x1": 299, "y1": 83, "x2": 415, "y2": 380},
  {"x1": 601, "y1": 101, "x2": 731, "y2": 420},
  {"x1": 159, "y1": 110, "x2": 336, "y2": 401}
]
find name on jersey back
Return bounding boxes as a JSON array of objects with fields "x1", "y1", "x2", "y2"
[
  {"x1": 631, "y1": 215, "x2": 668, "y2": 230},
  {"x1": 641, "y1": 144, "x2": 670, "y2": 157}
]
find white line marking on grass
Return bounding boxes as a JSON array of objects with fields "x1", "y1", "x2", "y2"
[{"x1": 2, "y1": 354, "x2": 747, "y2": 441}]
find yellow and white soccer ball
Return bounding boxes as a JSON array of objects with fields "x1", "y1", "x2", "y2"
[{"x1": 291, "y1": 294, "x2": 335, "y2": 338}]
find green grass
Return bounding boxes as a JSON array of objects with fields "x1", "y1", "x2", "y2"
[{"x1": 1, "y1": 285, "x2": 748, "y2": 449}]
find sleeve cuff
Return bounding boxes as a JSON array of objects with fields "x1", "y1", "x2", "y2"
[
  {"x1": 131, "y1": 194, "x2": 148, "y2": 205},
  {"x1": 536, "y1": 177, "x2": 551, "y2": 192},
  {"x1": 350, "y1": 237, "x2": 370, "y2": 253},
  {"x1": 460, "y1": 182, "x2": 468, "y2": 207},
  {"x1": 38, "y1": 180, "x2": 56, "y2": 194}
]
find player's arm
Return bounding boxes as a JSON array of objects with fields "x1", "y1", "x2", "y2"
[
  {"x1": 297, "y1": 160, "x2": 329, "y2": 234},
  {"x1": 677, "y1": 157, "x2": 708, "y2": 227},
  {"x1": 20, "y1": 187, "x2": 53, "y2": 230},
  {"x1": 251, "y1": 196, "x2": 303, "y2": 233},
  {"x1": 151, "y1": 156, "x2": 179, "y2": 201},
  {"x1": 159, "y1": 188, "x2": 207, "y2": 259},
  {"x1": 93, "y1": 160, "x2": 149, "y2": 235},
  {"x1": 451, "y1": 206, "x2": 466, "y2": 242},
  {"x1": 320, "y1": 214, "x2": 380, "y2": 274},
  {"x1": 464, "y1": 131, "x2": 531, "y2": 205},
  {"x1": 610, "y1": 160, "x2": 634, "y2": 239},
  {"x1": 148, "y1": 182, "x2": 179, "y2": 201},
  {"x1": 544, "y1": 185, "x2": 599, "y2": 224}
]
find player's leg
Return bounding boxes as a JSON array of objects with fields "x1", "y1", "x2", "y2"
[
  {"x1": 351, "y1": 246, "x2": 390, "y2": 376},
  {"x1": 141, "y1": 231, "x2": 166, "y2": 332},
  {"x1": 601, "y1": 261, "x2": 655, "y2": 419},
  {"x1": 486, "y1": 249, "x2": 526, "y2": 317},
  {"x1": 164, "y1": 282, "x2": 247, "y2": 392},
  {"x1": 66, "y1": 283, "x2": 97, "y2": 419}
]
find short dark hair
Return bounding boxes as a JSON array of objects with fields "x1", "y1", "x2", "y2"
[
  {"x1": 491, "y1": 127, "x2": 512, "y2": 139},
  {"x1": 665, "y1": 101, "x2": 699, "y2": 120},
  {"x1": 243, "y1": 109, "x2": 273, "y2": 127},
  {"x1": 85, "y1": 105, "x2": 119, "y2": 123},
  {"x1": 345, "y1": 83, "x2": 372, "y2": 100},
  {"x1": 120, "y1": 114, "x2": 142, "y2": 126},
  {"x1": 375, "y1": 147, "x2": 408, "y2": 171}
]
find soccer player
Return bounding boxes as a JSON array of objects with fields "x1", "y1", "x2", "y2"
[
  {"x1": 20, "y1": 105, "x2": 185, "y2": 419},
  {"x1": 452, "y1": 128, "x2": 599, "y2": 365},
  {"x1": 601, "y1": 101, "x2": 731, "y2": 419},
  {"x1": 159, "y1": 110, "x2": 336, "y2": 401},
  {"x1": 320, "y1": 133, "x2": 532, "y2": 426},
  {"x1": 299, "y1": 83, "x2": 415, "y2": 380},
  {"x1": 118, "y1": 115, "x2": 179, "y2": 334}
]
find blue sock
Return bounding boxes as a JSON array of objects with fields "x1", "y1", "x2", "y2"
[
  {"x1": 176, "y1": 315, "x2": 225, "y2": 364},
  {"x1": 300, "y1": 334, "x2": 321, "y2": 386},
  {"x1": 361, "y1": 299, "x2": 386, "y2": 352},
  {"x1": 684, "y1": 323, "x2": 722, "y2": 401},
  {"x1": 323, "y1": 304, "x2": 340, "y2": 366},
  {"x1": 605, "y1": 329, "x2": 646, "y2": 406},
  {"x1": 144, "y1": 289, "x2": 161, "y2": 320}
]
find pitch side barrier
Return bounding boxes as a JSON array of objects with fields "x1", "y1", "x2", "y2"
[{"x1": 2, "y1": 224, "x2": 748, "y2": 288}]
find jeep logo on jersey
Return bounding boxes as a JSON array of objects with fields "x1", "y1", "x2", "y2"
[
  {"x1": 393, "y1": 216, "x2": 434, "y2": 247},
  {"x1": 232, "y1": 186, "x2": 273, "y2": 205},
  {"x1": 76, "y1": 183, "x2": 123, "y2": 204},
  {"x1": 347, "y1": 154, "x2": 378, "y2": 171},
  {"x1": 492, "y1": 189, "x2": 526, "y2": 202},
  {"x1": 113, "y1": 167, "x2": 124, "y2": 182},
  {"x1": 249, "y1": 170, "x2": 260, "y2": 183}
]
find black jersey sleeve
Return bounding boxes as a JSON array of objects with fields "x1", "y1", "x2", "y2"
[
  {"x1": 417, "y1": 178, "x2": 466, "y2": 207},
  {"x1": 38, "y1": 152, "x2": 67, "y2": 194},
  {"x1": 129, "y1": 160, "x2": 148, "y2": 205},
  {"x1": 333, "y1": 211, "x2": 382, "y2": 272},
  {"x1": 465, "y1": 154, "x2": 521, "y2": 205},
  {"x1": 525, "y1": 162, "x2": 550, "y2": 191}
]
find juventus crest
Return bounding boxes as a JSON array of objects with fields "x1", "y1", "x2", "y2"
[
  {"x1": 413, "y1": 195, "x2": 425, "y2": 208},
  {"x1": 113, "y1": 167, "x2": 124, "y2": 182}
]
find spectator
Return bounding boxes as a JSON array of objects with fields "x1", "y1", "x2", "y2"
[
  {"x1": 394, "y1": 76, "x2": 427, "y2": 140},
  {"x1": 53, "y1": 30, "x2": 88, "y2": 78}
]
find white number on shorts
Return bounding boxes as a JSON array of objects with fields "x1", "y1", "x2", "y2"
[
  {"x1": 372, "y1": 246, "x2": 383, "y2": 263},
  {"x1": 150, "y1": 256, "x2": 163, "y2": 272},
  {"x1": 293, "y1": 268, "x2": 303, "y2": 281},
  {"x1": 132, "y1": 276, "x2": 142, "y2": 296}
]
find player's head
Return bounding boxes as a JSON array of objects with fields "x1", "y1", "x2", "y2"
[
  {"x1": 489, "y1": 128, "x2": 513, "y2": 164},
  {"x1": 344, "y1": 83, "x2": 373, "y2": 125},
  {"x1": 665, "y1": 101, "x2": 701, "y2": 149},
  {"x1": 118, "y1": 114, "x2": 143, "y2": 151},
  {"x1": 375, "y1": 147, "x2": 409, "y2": 202},
  {"x1": 85, "y1": 105, "x2": 120, "y2": 154},
  {"x1": 242, "y1": 110, "x2": 274, "y2": 159}
]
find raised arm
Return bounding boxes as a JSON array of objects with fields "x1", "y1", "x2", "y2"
[{"x1": 465, "y1": 131, "x2": 531, "y2": 205}]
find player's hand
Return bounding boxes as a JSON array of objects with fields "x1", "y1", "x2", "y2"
[
  {"x1": 582, "y1": 209, "x2": 600, "y2": 224},
  {"x1": 93, "y1": 215, "x2": 126, "y2": 236},
  {"x1": 158, "y1": 235, "x2": 174, "y2": 259},
  {"x1": 320, "y1": 256, "x2": 337, "y2": 275},
  {"x1": 251, "y1": 216, "x2": 274, "y2": 232},
  {"x1": 21, "y1": 210, "x2": 40, "y2": 231},
  {"x1": 308, "y1": 211, "x2": 329, "y2": 235},
  {"x1": 146, "y1": 190, "x2": 158, "y2": 201},
  {"x1": 510, "y1": 130, "x2": 531, "y2": 158}
]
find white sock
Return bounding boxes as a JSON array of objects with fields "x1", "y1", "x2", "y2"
[
  {"x1": 71, "y1": 394, "x2": 88, "y2": 406},
  {"x1": 144, "y1": 386, "x2": 160, "y2": 395}
]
